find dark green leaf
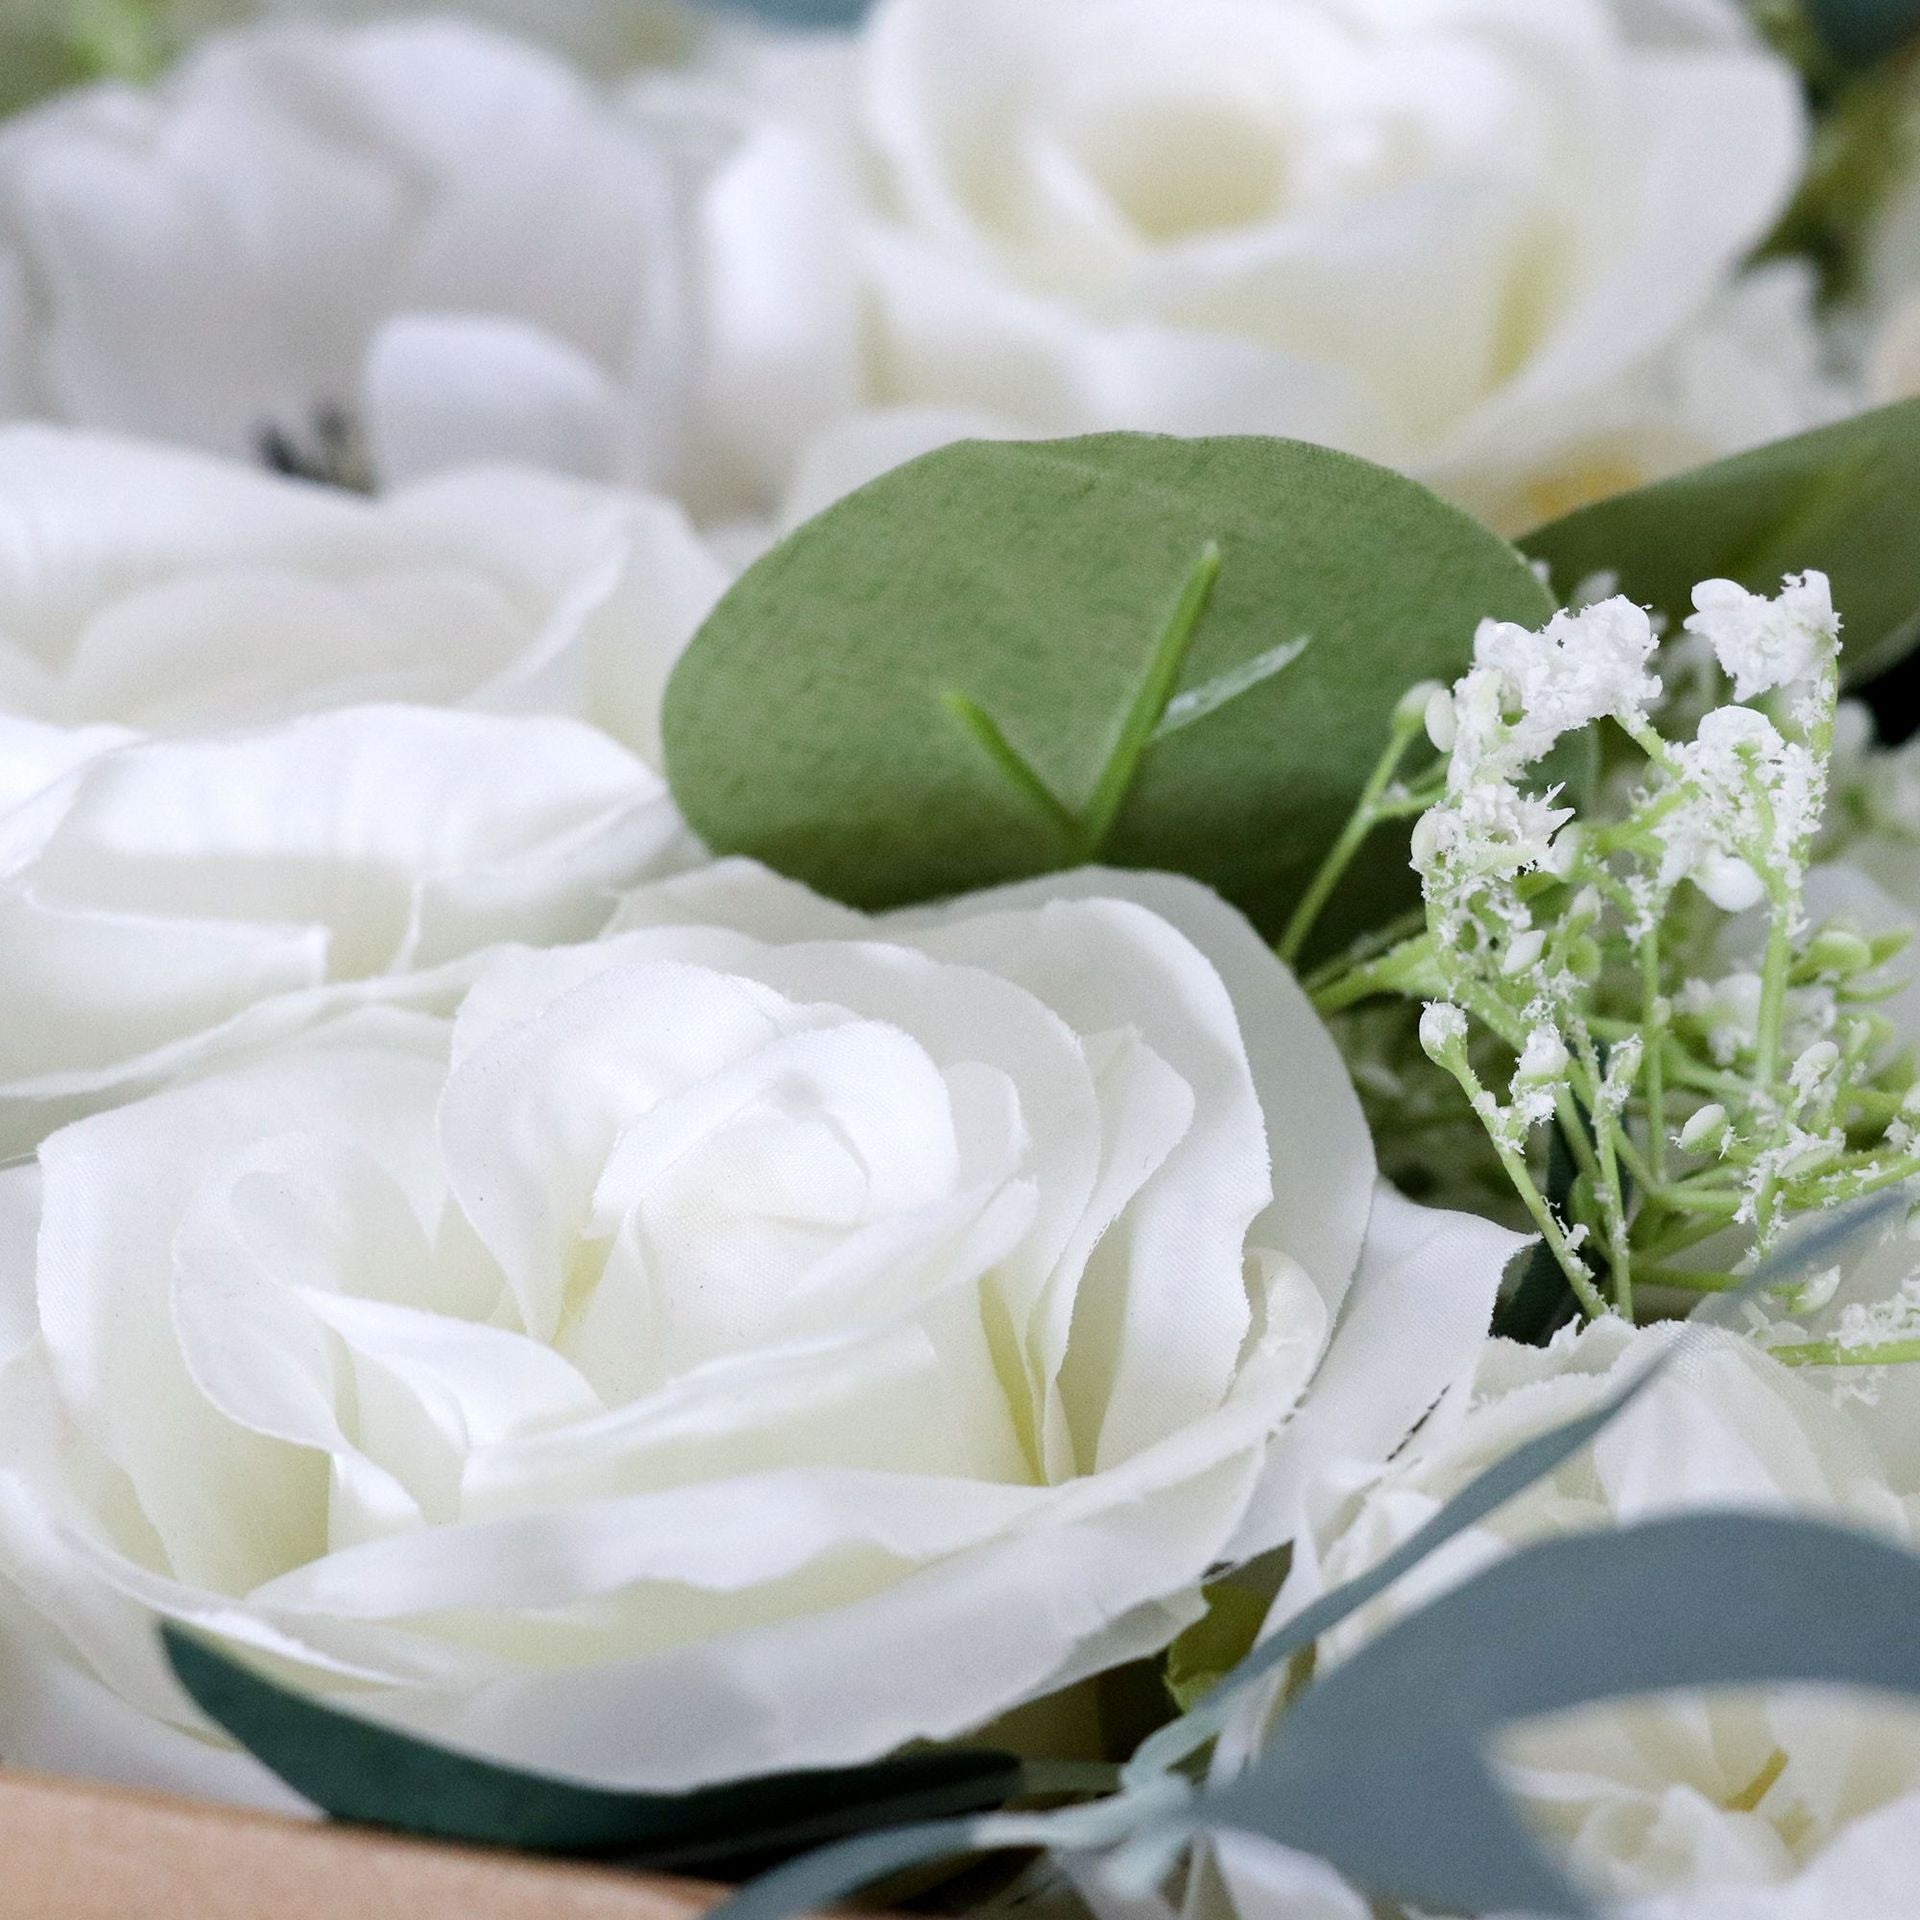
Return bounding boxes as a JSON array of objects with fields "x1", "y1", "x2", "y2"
[
  {"x1": 162, "y1": 1627, "x2": 1021, "y2": 1871},
  {"x1": 1212, "y1": 1513, "x2": 1920, "y2": 1918},
  {"x1": 1522, "y1": 398, "x2": 1920, "y2": 683},
  {"x1": 1805, "y1": 0, "x2": 1920, "y2": 64},
  {"x1": 664, "y1": 434, "x2": 1552, "y2": 946}
]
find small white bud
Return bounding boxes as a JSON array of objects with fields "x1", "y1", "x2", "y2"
[
  {"x1": 1679, "y1": 1103, "x2": 1730, "y2": 1154},
  {"x1": 1515, "y1": 1027, "x2": 1570, "y2": 1084},
  {"x1": 1419, "y1": 1002, "x2": 1469, "y2": 1064},
  {"x1": 1569, "y1": 885, "x2": 1603, "y2": 925},
  {"x1": 1503, "y1": 929, "x2": 1547, "y2": 976},
  {"x1": 1790, "y1": 1041, "x2": 1840, "y2": 1096},
  {"x1": 1693, "y1": 853, "x2": 1766, "y2": 914},
  {"x1": 1397, "y1": 679, "x2": 1443, "y2": 729},
  {"x1": 1410, "y1": 809, "x2": 1443, "y2": 872}
]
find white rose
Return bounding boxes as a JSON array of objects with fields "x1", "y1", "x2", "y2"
[
  {"x1": 0, "y1": 859, "x2": 1518, "y2": 1805},
  {"x1": 0, "y1": 706, "x2": 682, "y2": 1157},
  {"x1": 0, "y1": 18, "x2": 700, "y2": 493},
  {"x1": 0, "y1": 426, "x2": 726, "y2": 763},
  {"x1": 0, "y1": 426, "x2": 725, "y2": 1151},
  {"x1": 1213, "y1": 1315, "x2": 1920, "y2": 1919},
  {"x1": 712, "y1": 0, "x2": 1821, "y2": 534}
]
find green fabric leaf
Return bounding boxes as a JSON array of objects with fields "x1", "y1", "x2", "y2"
[
  {"x1": 1212, "y1": 1512, "x2": 1920, "y2": 1918},
  {"x1": 1522, "y1": 398, "x2": 1920, "y2": 683},
  {"x1": 1164, "y1": 1583, "x2": 1274, "y2": 1715},
  {"x1": 1805, "y1": 0, "x2": 1920, "y2": 64},
  {"x1": 162, "y1": 1627, "x2": 1022, "y2": 1870},
  {"x1": 664, "y1": 434, "x2": 1552, "y2": 946}
]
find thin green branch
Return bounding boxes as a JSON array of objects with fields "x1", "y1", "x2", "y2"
[
  {"x1": 1083, "y1": 543, "x2": 1223, "y2": 853},
  {"x1": 941, "y1": 691, "x2": 1086, "y2": 856}
]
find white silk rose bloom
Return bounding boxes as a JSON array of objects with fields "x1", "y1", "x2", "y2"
[
  {"x1": 0, "y1": 17, "x2": 708, "y2": 492},
  {"x1": 0, "y1": 860, "x2": 1518, "y2": 1805},
  {"x1": 714, "y1": 0, "x2": 1826, "y2": 535},
  {"x1": 0, "y1": 427, "x2": 725, "y2": 761},
  {"x1": 1202, "y1": 1315, "x2": 1920, "y2": 1920},
  {"x1": 0, "y1": 428, "x2": 726, "y2": 1152}
]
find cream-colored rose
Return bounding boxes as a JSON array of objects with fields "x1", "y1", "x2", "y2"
[
  {"x1": 0, "y1": 860, "x2": 1517, "y2": 1805},
  {"x1": 1215, "y1": 1315, "x2": 1920, "y2": 1919},
  {"x1": 706, "y1": 0, "x2": 1827, "y2": 535}
]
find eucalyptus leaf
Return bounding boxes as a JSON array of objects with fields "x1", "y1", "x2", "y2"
[
  {"x1": 162, "y1": 1627, "x2": 1021, "y2": 1870},
  {"x1": 1522, "y1": 397, "x2": 1920, "y2": 683},
  {"x1": 1210, "y1": 1513, "x2": 1920, "y2": 1918},
  {"x1": 664, "y1": 434, "x2": 1553, "y2": 947}
]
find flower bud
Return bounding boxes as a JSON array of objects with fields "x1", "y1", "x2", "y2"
[
  {"x1": 1502, "y1": 929, "x2": 1547, "y2": 976},
  {"x1": 1804, "y1": 926, "x2": 1875, "y2": 978},
  {"x1": 1790, "y1": 1041, "x2": 1840, "y2": 1095},
  {"x1": 1400, "y1": 681, "x2": 1451, "y2": 746},
  {"x1": 1679, "y1": 1103, "x2": 1730, "y2": 1154},
  {"x1": 1410, "y1": 809, "x2": 1443, "y2": 872},
  {"x1": 1515, "y1": 1026, "x2": 1570, "y2": 1085},
  {"x1": 1693, "y1": 853, "x2": 1766, "y2": 914},
  {"x1": 1419, "y1": 1002, "x2": 1469, "y2": 1064}
]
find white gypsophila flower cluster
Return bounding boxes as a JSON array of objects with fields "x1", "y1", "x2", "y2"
[
  {"x1": 1686, "y1": 571, "x2": 1842, "y2": 706},
  {"x1": 1365, "y1": 567, "x2": 1920, "y2": 1315},
  {"x1": 1661, "y1": 705, "x2": 1825, "y2": 915}
]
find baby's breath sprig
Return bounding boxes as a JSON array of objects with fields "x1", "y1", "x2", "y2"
[{"x1": 1302, "y1": 569, "x2": 1920, "y2": 1326}]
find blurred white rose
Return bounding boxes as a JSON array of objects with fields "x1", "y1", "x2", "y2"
[
  {"x1": 1210, "y1": 1314, "x2": 1920, "y2": 1920},
  {"x1": 0, "y1": 427, "x2": 726, "y2": 1151},
  {"x1": 711, "y1": 0, "x2": 1828, "y2": 533},
  {"x1": 0, "y1": 859, "x2": 1518, "y2": 1804},
  {"x1": 0, "y1": 17, "x2": 706, "y2": 492},
  {"x1": 0, "y1": 426, "x2": 726, "y2": 762},
  {"x1": 0, "y1": 706, "x2": 682, "y2": 1157}
]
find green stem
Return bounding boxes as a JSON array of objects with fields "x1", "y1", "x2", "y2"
[
  {"x1": 1435, "y1": 1053, "x2": 1608, "y2": 1320},
  {"x1": 1636, "y1": 1266, "x2": 1745, "y2": 1293},
  {"x1": 1574, "y1": 1036, "x2": 1634, "y2": 1320},
  {"x1": 1771, "y1": 1339, "x2": 1920, "y2": 1369},
  {"x1": 1082, "y1": 543, "x2": 1223, "y2": 854},
  {"x1": 1279, "y1": 714, "x2": 1427, "y2": 966},
  {"x1": 1641, "y1": 932, "x2": 1668, "y2": 1187},
  {"x1": 941, "y1": 692, "x2": 1085, "y2": 855}
]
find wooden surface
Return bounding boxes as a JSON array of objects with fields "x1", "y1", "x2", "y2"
[{"x1": 0, "y1": 1769, "x2": 726, "y2": 1920}]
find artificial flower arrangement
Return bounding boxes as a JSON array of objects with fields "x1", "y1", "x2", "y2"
[{"x1": 11, "y1": 2, "x2": 1920, "y2": 1919}]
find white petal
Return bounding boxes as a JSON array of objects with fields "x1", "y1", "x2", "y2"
[{"x1": 363, "y1": 313, "x2": 625, "y2": 488}]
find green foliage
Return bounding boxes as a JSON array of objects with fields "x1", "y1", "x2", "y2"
[
  {"x1": 1215, "y1": 1511, "x2": 1920, "y2": 1917},
  {"x1": 665, "y1": 434, "x2": 1552, "y2": 945},
  {"x1": 162, "y1": 1627, "x2": 1021, "y2": 1870},
  {"x1": 1523, "y1": 398, "x2": 1920, "y2": 684},
  {"x1": 1805, "y1": 0, "x2": 1920, "y2": 64}
]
